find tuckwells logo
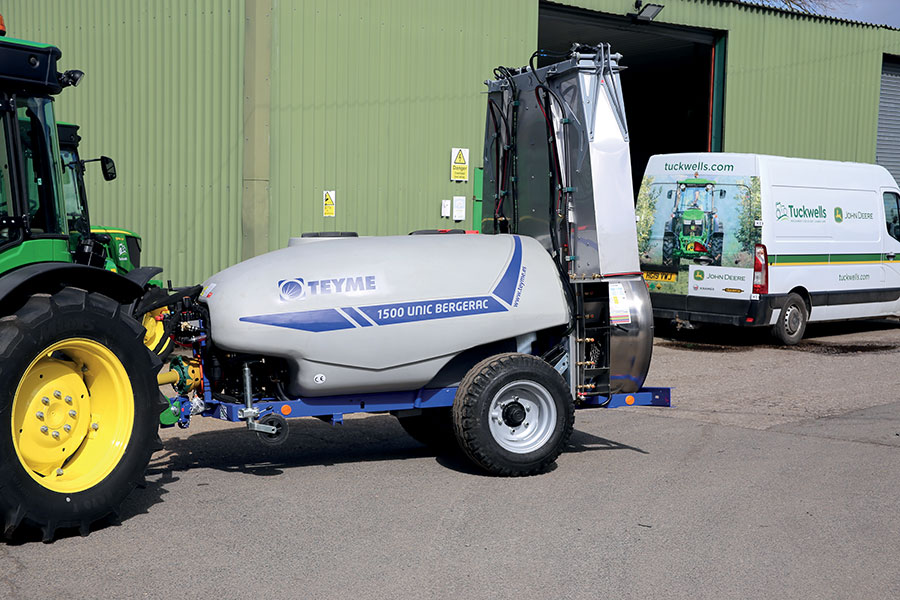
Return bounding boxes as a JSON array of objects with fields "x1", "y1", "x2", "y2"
[
  {"x1": 775, "y1": 202, "x2": 789, "y2": 221},
  {"x1": 278, "y1": 275, "x2": 377, "y2": 301}
]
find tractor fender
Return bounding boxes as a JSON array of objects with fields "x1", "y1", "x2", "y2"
[
  {"x1": 0, "y1": 262, "x2": 145, "y2": 315},
  {"x1": 123, "y1": 266, "x2": 164, "y2": 289}
]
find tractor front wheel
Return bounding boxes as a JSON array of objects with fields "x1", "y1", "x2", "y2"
[
  {"x1": 709, "y1": 233, "x2": 723, "y2": 266},
  {"x1": 662, "y1": 233, "x2": 679, "y2": 268},
  {"x1": 0, "y1": 289, "x2": 161, "y2": 541}
]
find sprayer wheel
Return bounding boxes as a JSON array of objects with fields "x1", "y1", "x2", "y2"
[{"x1": 452, "y1": 353, "x2": 574, "y2": 476}]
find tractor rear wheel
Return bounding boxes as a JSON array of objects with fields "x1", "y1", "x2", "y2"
[
  {"x1": 0, "y1": 289, "x2": 162, "y2": 541},
  {"x1": 452, "y1": 353, "x2": 574, "y2": 476}
]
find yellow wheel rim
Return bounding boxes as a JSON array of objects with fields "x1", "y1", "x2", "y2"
[
  {"x1": 142, "y1": 307, "x2": 170, "y2": 354},
  {"x1": 11, "y1": 338, "x2": 135, "y2": 494}
]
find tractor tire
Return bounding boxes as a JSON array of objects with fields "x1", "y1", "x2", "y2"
[
  {"x1": 452, "y1": 353, "x2": 574, "y2": 476},
  {"x1": 772, "y1": 292, "x2": 808, "y2": 345},
  {"x1": 710, "y1": 233, "x2": 724, "y2": 266},
  {"x1": 396, "y1": 407, "x2": 458, "y2": 451},
  {"x1": 662, "y1": 233, "x2": 679, "y2": 268},
  {"x1": 0, "y1": 289, "x2": 162, "y2": 541}
]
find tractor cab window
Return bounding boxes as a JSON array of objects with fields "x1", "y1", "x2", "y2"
[
  {"x1": 0, "y1": 112, "x2": 13, "y2": 245},
  {"x1": 17, "y1": 97, "x2": 66, "y2": 236},
  {"x1": 60, "y1": 147, "x2": 89, "y2": 236},
  {"x1": 677, "y1": 185, "x2": 713, "y2": 211},
  {"x1": 885, "y1": 192, "x2": 900, "y2": 242}
]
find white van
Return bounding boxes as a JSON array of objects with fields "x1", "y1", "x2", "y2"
[{"x1": 637, "y1": 153, "x2": 900, "y2": 343}]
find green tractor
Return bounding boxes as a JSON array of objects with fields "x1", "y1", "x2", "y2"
[
  {"x1": 57, "y1": 122, "x2": 172, "y2": 357},
  {"x1": 661, "y1": 178, "x2": 724, "y2": 268},
  {"x1": 0, "y1": 32, "x2": 167, "y2": 540}
]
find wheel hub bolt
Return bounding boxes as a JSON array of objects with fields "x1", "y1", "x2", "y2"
[
  {"x1": 68, "y1": 410, "x2": 77, "y2": 418},
  {"x1": 36, "y1": 411, "x2": 45, "y2": 420},
  {"x1": 40, "y1": 426, "x2": 49, "y2": 434},
  {"x1": 53, "y1": 390, "x2": 62, "y2": 399},
  {"x1": 56, "y1": 469, "x2": 64, "y2": 476},
  {"x1": 91, "y1": 423, "x2": 99, "y2": 431},
  {"x1": 63, "y1": 424, "x2": 71, "y2": 433},
  {"x1": 52, "y1": 431, "x2": 60, "y2": 439},
  {"x1": 65, "y1": 396, "x2": 73, "y2": 405},
  {"x1": 41, "y1": 397, "x2": 50, "y2": 405}
]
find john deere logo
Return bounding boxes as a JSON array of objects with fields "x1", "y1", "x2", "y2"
[
  {"x1": 694, "y1": 270, "x2": 705, "y2": 281},
  {"x1": 834, "y1": 207, "x2": 843, "y2": 223}
]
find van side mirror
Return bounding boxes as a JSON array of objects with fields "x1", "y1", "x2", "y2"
[{"x1": 100, "y1": 156, "x2": 117, "y2": 181}]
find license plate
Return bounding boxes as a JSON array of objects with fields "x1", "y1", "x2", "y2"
[{"x1": 643, "y1": 271, "x2": 676, "y2": 282}]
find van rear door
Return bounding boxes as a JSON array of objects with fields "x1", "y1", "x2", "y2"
[{"x1": 882, "y1": 191, "x2": 900, "y2": 312}]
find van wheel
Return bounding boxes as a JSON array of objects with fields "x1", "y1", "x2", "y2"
[
  {"x1": 773, "y1": 293, "x2": 808, "y2": 345},
  {"x1": 452, "y1": 353, "x2": 574, "y2": 476}
]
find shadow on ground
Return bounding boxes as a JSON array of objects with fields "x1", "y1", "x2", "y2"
[
  {"x1": 655, "y1": 317, "x2": 900, "y2": 354},
  {"x1": 5, "y1": 414, "x2": 645, "y2": 543}
]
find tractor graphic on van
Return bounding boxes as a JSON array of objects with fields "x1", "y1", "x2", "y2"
[{"x1": 662, "y1": 177, "x2": 724, "y2": 267}]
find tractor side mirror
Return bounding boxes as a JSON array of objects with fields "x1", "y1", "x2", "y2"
[
  {"x1": 667, "y1": 190, "x2": 673, "y2": 199},
  {"x1": 719, "y1": 189, "x2": 726, "y2": 198},
  {"x1": 100, "y1": 156, "x2": 117, "y2": 181}
]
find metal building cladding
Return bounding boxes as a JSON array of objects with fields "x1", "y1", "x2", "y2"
[{"x1": 7, "y1": 0, "x2": 900, "y2": 285}]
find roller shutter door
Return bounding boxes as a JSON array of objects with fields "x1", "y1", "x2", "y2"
[{"x1": 877, "y1": 60, "x2": 900, "y2": 184}]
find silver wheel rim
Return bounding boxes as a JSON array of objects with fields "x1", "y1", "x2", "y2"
[
  {"x1": 783, "y1": 304, "x2": 802, "y2": 335},
  {"x1": 488, "y1": 380, "x2": 557, "y2": 454}
]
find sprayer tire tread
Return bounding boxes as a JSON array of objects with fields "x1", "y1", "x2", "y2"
[
  {"x1": 452, "y1": 353, "x2": 574, "y2": 476},
  {"x1": 0, "y1": 289, "x2": 162, "y2": 541}
]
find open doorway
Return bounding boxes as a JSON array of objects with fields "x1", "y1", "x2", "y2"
[{"x1": 539, "y1": 2, "x2": 726, "y2": 194}]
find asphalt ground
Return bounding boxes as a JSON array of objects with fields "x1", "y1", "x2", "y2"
[{"x1": 2, "y1": 318, "x2": 899, "y2": 599}]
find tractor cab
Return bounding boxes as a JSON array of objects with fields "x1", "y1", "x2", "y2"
[
  {"x1": 662, "y1": 177, "x2": 724, "y2": 267},
  {"x1": 0, "y1": 35, "x2": 106, "y2": 270},
  {"x1": 57, "y1": 122, "x2": 143, "y2": 274}
]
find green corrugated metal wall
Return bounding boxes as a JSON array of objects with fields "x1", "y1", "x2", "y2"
[
  {"x1": 4, "y1": 0, "x2": 244, "y2": 285},
  {"x1": 6, "y1": 0, "x2": 900, "y2": 283},
  {"x1": 267, "y1": 0, "x2": 537, "y2": 246},
  {"x1": 563, "y1": 0, "x2": 900, "y2": 161}
]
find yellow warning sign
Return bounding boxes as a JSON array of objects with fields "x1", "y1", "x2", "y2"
[
  {"x1": 451, "y1": 147, "x2": 469, "y2": 182},
  {"x1": 323, "y1": 190, "x2": 335, "y2": 218}
]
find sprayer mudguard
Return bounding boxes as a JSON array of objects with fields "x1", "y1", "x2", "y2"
[{"x1": 200, "y1": 234, "x2": 568, "y2": 396}]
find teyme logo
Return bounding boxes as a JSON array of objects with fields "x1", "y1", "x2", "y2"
[
  {"x1": 279, "y1": 278, "x2": 306, "y2": 301},
  {"x1": 278, "y1": 275, "x2": 377, "y2": 301},
  {"x1": 694, "y1": 270, "x2": 705, "y2": 281},
  {"x1": 834, "y1": 207, "x2": 843, "y2": 223}
]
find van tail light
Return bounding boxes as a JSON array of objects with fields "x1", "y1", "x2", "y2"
[{"x1": 752, "y1": 244, "x2": 768, "y2": 295}]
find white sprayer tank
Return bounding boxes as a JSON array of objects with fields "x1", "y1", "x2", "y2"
[{"x1": 200, "y1": 234, "x2": 569, "y2": 397}]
